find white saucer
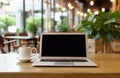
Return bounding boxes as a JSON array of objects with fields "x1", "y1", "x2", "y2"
[{"x1": 17, "y1": 57, "x2": 31, "y2": 62}]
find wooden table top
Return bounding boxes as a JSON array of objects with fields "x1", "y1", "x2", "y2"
[
  {"x1": 0, "y1": 53, "x2": 120, "y2": 73},
  {"x1": 0, "y1": 53, "x2": 120, "y2": 78},
  {"x1": 5, "y1": 36, "x2": 38, "y2": 40}
]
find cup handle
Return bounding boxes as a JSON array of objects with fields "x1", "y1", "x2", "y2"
[{"x1": 31, "y1": 47, "x2": 38, "y2": 57}]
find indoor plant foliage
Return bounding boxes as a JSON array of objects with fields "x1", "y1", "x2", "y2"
[
  {"x1": 25, "y1": 22, "x2": 38, "y2": 34},
  {"x1": 76, "y1": 11, "x2": 120, "y2": 42},
  {"x1": 0, "y1": 16, "x2": 16, "y2": 32},
  {"x1": 76, "y1": 11, "x2": 120, "y2": 52},
  {"x1": 58, "y1": 24, "x2": 70, "y2": 32},
  {"x1": 57, "y1": 17, "x2": 71, "y2": 32},
  {"x1": 25, "y1": 17, "x2": 41, "y2": 37}
]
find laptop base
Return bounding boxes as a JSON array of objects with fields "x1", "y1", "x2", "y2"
[{"x1": 32, "y1": 59, "x2": 97, "y2": 67}]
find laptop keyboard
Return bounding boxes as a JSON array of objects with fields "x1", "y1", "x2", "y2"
[{"x1": 41, "y1": 59, "x2": 88, "y2": 62}]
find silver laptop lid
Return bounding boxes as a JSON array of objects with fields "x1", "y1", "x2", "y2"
[{"x1": 40, "y1": 33, "x2": 88, "y2": 60}]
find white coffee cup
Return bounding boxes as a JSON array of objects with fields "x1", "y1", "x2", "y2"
[{"x1": 18, "y1": 47, "x2": 37, "y2": 60}]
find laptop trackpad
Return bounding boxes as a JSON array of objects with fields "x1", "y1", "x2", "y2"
[{"x1": 54, "y1": 62, "x2": 74, "y2": 66}]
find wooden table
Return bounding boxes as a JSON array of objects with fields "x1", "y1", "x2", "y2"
[
  {"x1": 0, "y1": 53, "x2": 120, "y2": 78},
  {"x1": 5, "y1": 36, "x2": 38, "y2": 52}
]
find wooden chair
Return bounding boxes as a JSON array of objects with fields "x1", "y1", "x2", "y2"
[
  {"x1": 0, "y1": 35, "x2": 16, "y2": 53},
  {"x1": 36, "y1": 35, "x2": 40, "y2": 52},
  {"x1": 18, "y1": 32, "x2": 28, "y2": 46},
  {"x1": 18, "y1": 32, "x2": 35, "y2": 47},
  {"x1": 4, "y1": 33, "x2": 19, "y2": 52}
]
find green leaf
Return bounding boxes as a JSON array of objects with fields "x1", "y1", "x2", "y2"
[{"x1": 104, "y1": 18, "x2": 116, "y2": 24}]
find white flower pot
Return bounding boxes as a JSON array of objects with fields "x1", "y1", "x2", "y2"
[
  {"x1": 27, "y1": 32, "x2": 35, "y2": 38},
  {"x1": 88, "y1": 39, "x2": 95, "y2": 53}
]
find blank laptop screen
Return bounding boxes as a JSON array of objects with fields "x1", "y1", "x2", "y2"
[{"x1": 41, "y1": 34, "x2": 87, "y2": 57}]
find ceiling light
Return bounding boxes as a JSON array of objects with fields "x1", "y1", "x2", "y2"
[
  {"x1": 68, "y1": 3, "x2": 71, "y2": 8},
  {"x1": 84, "y1": 13, "x2": 87, "y2": 17},
  {"x1": 62, "y1": 7, "x2": 66, "y2": 11},
  {"x1": 110, "y1": 0, "x2": 114, "y2": 2},
  {"x1": 90, "y1": 1, "x2": 94, "y2": 6},
  {"x1": 77, "y1": 11, "x2": 80, "y2": 15},
  {"x1": 102, "y1": 8, "x2": 105, "y2": 12},
  {"x1": 87, "y1": 9, "x2": 91, "y2": 13},
  {"x1": 68, "y1": 3, "x2": 74, "y2": 10},
  {"x1": 94, "y1": 11, "x2": 99, "y2": 15},
  {"x1": 80, "y1": 12, "x2": 83, "y2": 16},
  {"x1": 56, "y1": 3, "x2": 60, "y2": 8},
  {"x1": 70, "y1": 6, "x2": 74, "y2": 10}
]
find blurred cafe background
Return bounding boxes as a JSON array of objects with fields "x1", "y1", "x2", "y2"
[
  {"x1": 0, "y1": 0, "x2": 120, "y2": 53},
  {"x1": 0, "y1": 0, "x2": 118, "y2": 34}
]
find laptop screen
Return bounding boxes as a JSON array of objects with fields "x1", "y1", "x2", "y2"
[{"x1": 41, "y1": 33, "x2": 87, "y2": 57}]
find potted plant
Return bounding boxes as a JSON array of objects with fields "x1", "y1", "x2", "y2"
[
  {"x1": 25, "y1": 17, "x2": 41, "y2": 38},
  {"x1": 76, "y1": 11, "x2": 120, "y2": 53},
  {"x1": 56, "y1": 17, "x2": 72, "y2": 32},
  {"x1": 0, "y1": 16, "x2": 15, "y2": 32},
  {"x1": 25, "y1": 22, "x2": 38, "y2": 38},
  {"x1": 57, "y1": 24, "x2": 71, "y2": 32}
]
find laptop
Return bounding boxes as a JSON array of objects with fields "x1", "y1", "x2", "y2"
[{"x1": 32, "y1": 33, "x2": 97, "y2": 67}]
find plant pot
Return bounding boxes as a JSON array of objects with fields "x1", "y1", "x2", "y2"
[
  {"x1": 95, "y1": 38, "x2": 104, "y2": 53},
  {"x1": 104, "y1": 42, "x2": 113, "y2": 53},
  {"x1": 27, "y1": 32, "x2": 35, "y2": 38},
  {"x1": 88, "y1": 39, "x2": 95, "y2": 53},
  {"x1": 111, "y1": 40, "x2": 120, "y2": 52}
]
